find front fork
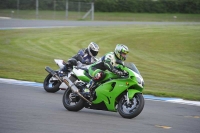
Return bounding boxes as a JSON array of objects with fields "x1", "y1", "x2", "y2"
[
  {"x1": 126, "y1": 92, "x2": 130, "y2": 104},
  {"x1": 115, "y1": 89, "x2": 141, "y2": 110},
  {"x1": 126, "y1": 89, "x2": 141, "y2": 104}
]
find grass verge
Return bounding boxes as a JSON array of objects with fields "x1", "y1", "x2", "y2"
[{"x1": 0, "y1": 24, "x2": 200, "y2": 100}]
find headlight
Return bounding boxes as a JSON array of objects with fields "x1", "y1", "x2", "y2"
[
  {"x1": 136, "y1": 77, "x2": 141, "y2": 84},
  {"x1": 142, "y1": 81, "x2": 144, "y2": 87},
  {"x1": 136, "y1": 77, "x2": 144, "y2": 87}
]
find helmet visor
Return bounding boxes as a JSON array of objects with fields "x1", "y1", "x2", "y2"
[
  {"x1": 121, "y1": 49, "x2": 129, "y2": 54},
  {"x1": 121, "y1": 52, "x2": 127, "y2": 58},
  {"x1": 90, "y1": 49, "x2": 98, "y2": 56},
  {"x1": 120, "y1": 50, "x2": 128, "y2": 60}
]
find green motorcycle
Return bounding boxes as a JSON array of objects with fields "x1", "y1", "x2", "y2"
[{"x1": 45, "y1": 62, "x2": 144, "y2": 119}]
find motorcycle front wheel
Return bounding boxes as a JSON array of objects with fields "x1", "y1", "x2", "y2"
[
  {"x1": 43, "y1": 73, "x2": 61, "y2": 93},
  {"x1": 118, "y1": 93, "x2": 144, "y2": 119},
  {"x1": 62, "y1": 88, "x2": 84, "y2": 111}
]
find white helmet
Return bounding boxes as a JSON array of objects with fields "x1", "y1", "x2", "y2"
[
  {"x1": 114, "y1": 44, "x2": 129, "y2": 61},
  {"x1": 88, "y1": 42, "x2": 99, "y2": 57}
]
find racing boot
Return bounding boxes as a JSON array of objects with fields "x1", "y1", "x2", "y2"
[
  {"x1": 58, "y1": 70, "x2": 64, "y2": 77},
  {"x1": 88, "y1": 79, "x2": 96, "y2": 101},
  {"x1": 58, "y1": 64, "x2": 70, "y2": 77}
]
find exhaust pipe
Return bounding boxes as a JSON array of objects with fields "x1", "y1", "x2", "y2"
[
  {"x1": 45, "y1": 66, "x2": 56, "y2": 76},
  {"x1": 45, "y1": 66, "x2": 92, "y2": 104},
  {"x1": 45, "y1": 66, "x2": 62, "y2": 82},
  {"x1": 63, "y1": 77, "x2": 92, "y2": 105}
]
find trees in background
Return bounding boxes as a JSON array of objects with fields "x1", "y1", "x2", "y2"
[
  {"x1": 0, "y1": 0, "x2": 199, "y2": 13},
  {"x1": 94, "y1": 0, "x2": 200, "y2": 13}
]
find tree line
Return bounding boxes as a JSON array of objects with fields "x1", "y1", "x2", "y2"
[{"x1": 0, "y1": 0, "x2": 199, "y2": 13}]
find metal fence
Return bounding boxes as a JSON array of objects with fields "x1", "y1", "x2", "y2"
[{"x1": 0, "y1": 0, "x2": 94, "y2": 20}]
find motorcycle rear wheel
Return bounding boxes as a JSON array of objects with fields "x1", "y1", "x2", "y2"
[
  {"x1": 62, "y1": 88, "x2": 84, "y2": 111},
  {"x1": 118, "y1": 93, "x2": 144, "y2": 119},
  {"x1": 43, "y1": 73, "x2": 61, "y2": 93}
]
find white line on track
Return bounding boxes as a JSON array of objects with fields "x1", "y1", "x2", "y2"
[{"x1": 0, "y1": 17, "x2": 11, "y2": 19}]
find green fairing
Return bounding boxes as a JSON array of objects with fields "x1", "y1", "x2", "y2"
[
  {"x1": 128, "y1": 89, "x2": 142, "y2": 99},
  {"x1": 92, "y1": 66, "x2": 144, "y2": 111},
  {"x1": 75, "y1": 71, "x2": 91, "y2": 82},
  {"x1": 77, "y1": 75, "x2": 90, "y2": 82},
  {"x1": 92, "y1": 79, "x2": 129, "y2": 111}
]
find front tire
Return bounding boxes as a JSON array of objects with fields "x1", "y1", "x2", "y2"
[
  {"x1": 62, "y1": 89, "x2": 84, "y2": 111},
  {"x1": 118, "y1": 93, "x2": 144, "y2": 119},
  {"x1": 43, "y1": 73, "x2": 61, "y2": 93}
]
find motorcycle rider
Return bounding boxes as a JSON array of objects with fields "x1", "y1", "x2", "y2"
[
  {"x1": 87, "y1": 44, "x2": 129, "y2": 100},
  {"x1": 59, "y1": 42, "x2": 99, "y2": 76}
]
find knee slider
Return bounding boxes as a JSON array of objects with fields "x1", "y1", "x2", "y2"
[{"x1": 93, "y1": 71, "x2": 105, "y2": 82}]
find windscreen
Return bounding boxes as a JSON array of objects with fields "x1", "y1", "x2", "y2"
[{"x1": 124, "y1": 62, "x2": 141, "y2": 75}]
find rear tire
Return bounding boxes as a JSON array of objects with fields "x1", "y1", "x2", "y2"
[
  {"x1": 62, "y1": 88, "x2": 84, "y2": 111},
  {"x1": 118, "y1": 93, "x2": 144, "y2": 119},
  {"x1": 43, "y1": 73, "x2": 61, "y2": 93}
]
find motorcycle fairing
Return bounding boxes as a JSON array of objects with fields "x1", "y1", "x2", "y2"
[
  {"x1": 54, "y1": 59, "x2": 65, "y2": 69},
  {"x1": 92, "y1": 78, "x2": 138, "y2": 111},
  {"x1": 128, "y1": 89, "x2": 142, "y2": 99},
  {"x1": 73, "y1": 68, "x2": 90, "y2": 82}
]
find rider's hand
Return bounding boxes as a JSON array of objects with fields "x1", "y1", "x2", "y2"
[
  {"x1": 118, "y1": 71, "x2": 128, "y2": 76},
  {"x1": 122, "y1": 71, "x2": 128, "y2": 76},
  {"x1": 113, "y1": 69, "x2": 127, "y2": 76},
  {"x1": 116, "y1": 71, "x2": 123, "y2": 76},
  {"x1": 85, "y1": 61, "x2": 91, "y2": 65}
]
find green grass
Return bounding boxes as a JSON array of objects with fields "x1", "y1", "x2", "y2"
[
  {"x1": 1, "y1": 9, "x2": 200, "y2": 22},
  {"x1": 0, "y1": 25, "x2": 200, "y2": 101}
]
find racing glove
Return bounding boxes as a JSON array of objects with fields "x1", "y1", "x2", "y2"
[
  {"x1": 122, "y1": 71, "x2": 128, "y2": 76},
  {"x1": 85, "y1": 61, "x2": 91, "y2": 65},
  {"x1": 112, "y1": 69, "x2": 128, "y2": 76}
]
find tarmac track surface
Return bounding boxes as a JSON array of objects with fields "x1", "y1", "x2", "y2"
[
  {"x1": 0, "y1": 83, "x2": 200, "y2": 133},
  {"x1": 0, "y1": 19, "x2": 200, "y2": 30}
]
